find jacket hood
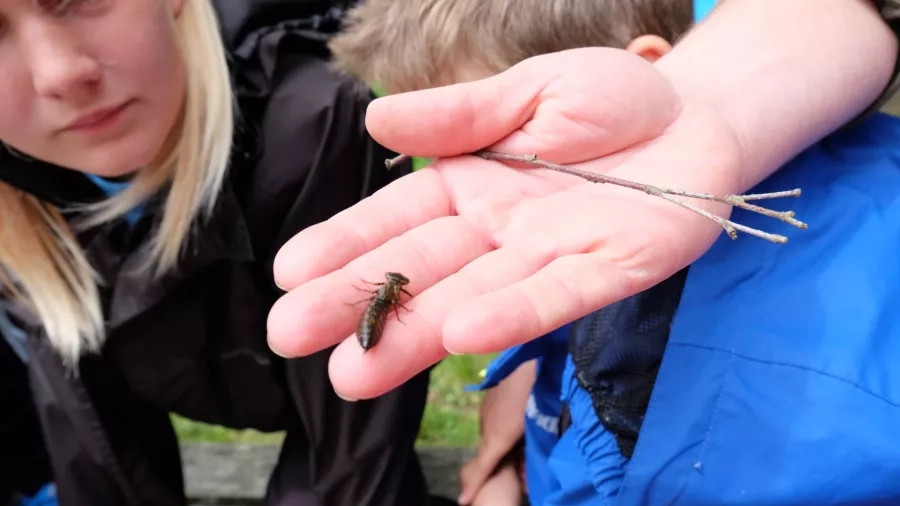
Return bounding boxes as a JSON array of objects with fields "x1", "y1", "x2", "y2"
[{"x1": 213, "y1": 0, "x2": 353, "y2": 51}]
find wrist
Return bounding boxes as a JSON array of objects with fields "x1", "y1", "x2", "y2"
[
  {"x1": 474, "y1": 437, "x2": 515, "y2": 465},
  {"x1": 654, "y1": 0, "x2": 897, "y2": 192}
]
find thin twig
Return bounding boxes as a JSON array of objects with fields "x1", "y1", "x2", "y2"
[
  {"x1": 386, "y1": 154, "x2": 410, "y2": 170},
  {"x1": 384, "y1": 151, "x2": 806, "y2": 244}
]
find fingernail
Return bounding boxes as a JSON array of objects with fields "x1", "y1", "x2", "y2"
[
  {"x1": 444, "y1": 344, "x2": 464, "y2": 356},
  {"x1": 335, "y1": 389, "x2": 358, "y2": 402},
  {"x1": 267, "y1": 335, "x2": 290, "y2": 358}
]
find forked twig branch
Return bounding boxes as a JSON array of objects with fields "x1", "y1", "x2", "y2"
[{"x1": 385, "y1": 152, "x2": 807, "y2": 244}]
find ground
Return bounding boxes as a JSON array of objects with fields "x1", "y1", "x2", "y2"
[{"x1": 171, "y1": 354, "x2": 495, "y2": 448}]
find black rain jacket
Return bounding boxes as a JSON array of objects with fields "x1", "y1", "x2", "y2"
[{"x1": 0, "y1": 3, "x2": 434, "y2": 505}]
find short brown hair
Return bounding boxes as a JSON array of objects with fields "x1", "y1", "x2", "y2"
[{"x1": 328, "y1": 0, "x2": 694, "y2": 94}]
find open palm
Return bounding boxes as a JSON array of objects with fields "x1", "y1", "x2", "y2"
[{"x1": 267, "y1": 48, "x2": 746, "y2": 400}]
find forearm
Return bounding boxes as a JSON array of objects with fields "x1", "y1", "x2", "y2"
[
  {"x1": 656, "y1": 0, "x2": 898, "y2": 191},
  {"x1": 478, "y1": 361, "x2": 535, "y2": 457}
]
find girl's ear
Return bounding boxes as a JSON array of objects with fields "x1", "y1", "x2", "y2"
[{"x1": 625, "y1": 35, "x2": 673, "y2": 63}]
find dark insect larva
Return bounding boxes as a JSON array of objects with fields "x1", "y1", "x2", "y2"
[{"x1": 348, "y1": 272, "x2": 412, "y2": 351}]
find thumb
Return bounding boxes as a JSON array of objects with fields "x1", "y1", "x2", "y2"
[{"x1": 364, "y1": 62, "x2": 549, "y2": 157}]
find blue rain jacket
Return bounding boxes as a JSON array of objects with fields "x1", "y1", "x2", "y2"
[
  {"x1": 468, "y1": 323, "x2": 571, "y2": 505},
  {"x1": 473, "y1": 110, "x2": 900, "y2": 505}
]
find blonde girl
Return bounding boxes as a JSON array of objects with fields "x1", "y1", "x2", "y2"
[{"x1": 0, "y1": 0, "x2": 434, "y2": 504}]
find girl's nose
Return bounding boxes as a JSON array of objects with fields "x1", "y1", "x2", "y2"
[{"x1": 21, "y1": 22, "x2": 102, "y2": 101}]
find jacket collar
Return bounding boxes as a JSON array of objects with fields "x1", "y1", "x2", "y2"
[{"x1": 0, "y1": 148, "x2": 108, "y2": 207}]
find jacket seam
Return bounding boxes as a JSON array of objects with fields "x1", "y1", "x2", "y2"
[{"x1": 668, "y1": 341, "x2": 900, "y2": 408}]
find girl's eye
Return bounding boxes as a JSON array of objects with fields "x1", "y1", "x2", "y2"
[{"x1": 37, "y1": 0, "x2": 94, "y2": 15}]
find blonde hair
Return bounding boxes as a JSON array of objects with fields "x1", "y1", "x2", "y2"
[
  {"x1": 0, "y1": 0, "x2": 235, "y2": 365},
  {"x1": 329, "y1": 0, "x2": 693, "y2": 94}
]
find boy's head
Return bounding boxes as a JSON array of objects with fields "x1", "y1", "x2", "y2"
[{"x1": 329, "y1": 0, "x2": 694, "y2": 94}]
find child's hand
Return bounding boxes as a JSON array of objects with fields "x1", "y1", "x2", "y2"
[
  {"x1": 267, "y1": 47, "x2": 744, "y2": 400},
  {"x1": 459, "y1": 460, "x2": 522, "y2": 506},
  {"x1": 458, "y1": 361, "x2": 534, "y2": 504}
]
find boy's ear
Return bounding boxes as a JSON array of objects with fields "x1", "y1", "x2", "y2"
[{"x1": 625, "y1": 35, "x2": 673, "y2": 63}]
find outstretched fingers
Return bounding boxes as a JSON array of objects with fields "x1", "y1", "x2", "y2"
[
  {"x1": 323, "y1": 244, "x2": 568, "y2": 399},
  {"x1": 442, "y1": 251, "x2": 664, "y2": 354},
  {"x1": 272, "y1": 168, "x2": 453, "y2": 290},
  {"x1": 266, "y1": 214, "x2": 490, "y2": 358}
]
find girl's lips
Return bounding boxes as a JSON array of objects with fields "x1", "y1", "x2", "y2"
[{"x1": 63, "y1": 100, "x2": 133, "y2": 132}]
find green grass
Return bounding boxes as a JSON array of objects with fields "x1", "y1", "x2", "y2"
[
  {"x1": 171, "y1": 414, "x2": 284, "y2": 444},
  {"x1": 417, "y1": 353, "x2": 493, "y2": 447},
  {"x1": 171, "y1": 354, "x2": 495, "y2": 448}
]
